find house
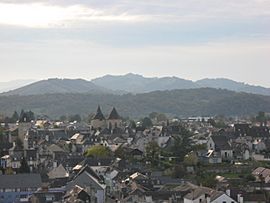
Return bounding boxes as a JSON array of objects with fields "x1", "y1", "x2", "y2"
[
  {"x1": 205, "y1": 150, "x2": 222, "y2": 164},
  {"x1": 232, "y1": 143, "x2": 250, "y2": 160},
  {"x1": 69, "y1": 133, "x2": 87, "y2": 153},
  {"x1": 207, "y1": 135, "x2": 233, "y2": 161},
  {"x1": 63, "y1": 185, "x2": 91, "y2": 203},
  {"x1": 184, "y1": 187, "x2": 237, "y2": 203},
  {"x1": 30, "y1": 187, "x2": 65, "y2": 203},
  {"x1": 243, "y1": 192, "x2": 267, "y2": 203},
  {"x1": 47, "y1": 144, "x2": 67, "y2": 161},
  {"x1": 7, "y1": 144, "x2": 24, "y2": 169},
  {"x1": 47, "y1": 164, "x2": 69, "y2": 180},
  {"x1": 129, "y1": 148, "x2": 144, "y2": 160},
  {"x1": 25, "y1": 149, "x2": 39, "y2": 172},
  {"x1": 252, "y1": 139, "x2": 266, "y2": 152},
  {"x1": 252, "y1": 167, "x2": 270, "y2": 183},
  {"x1": 0, "y1": 173, "x2": 42, "y2": 203},
  {"x1": 66, "y1": 166, "x2": 106, "y2": 203},
  {"x1": 234, "y1": 123, "x2": 250, "y2": 137}
]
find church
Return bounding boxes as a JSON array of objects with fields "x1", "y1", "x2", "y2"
[{"x1": 90, "y1": 106, "x2": 122, "y2": 130}]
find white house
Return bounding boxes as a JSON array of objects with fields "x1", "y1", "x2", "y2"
[{"x1": 184, "y1": 187, "x2": 237, "y2": 203}]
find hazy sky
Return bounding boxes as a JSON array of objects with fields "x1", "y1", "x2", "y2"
[{"x1": 0, "y1": 0, "x2": 270, "y2": 86}]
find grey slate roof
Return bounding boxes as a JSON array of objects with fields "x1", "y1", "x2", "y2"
[
  {"x1": 108, "y1": 107, "x2": 120, "y2": 120},
  {"x1": 0, "y1": 174, "x2": 42, "y2": 189},
  {"x1": 211, "y1": 135, "x2": 232, "y2": 150},
  {"x1": 66, "y1": 171, "x2": 106, "y2": 191}
]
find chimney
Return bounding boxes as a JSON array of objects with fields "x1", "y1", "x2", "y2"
[
  {"x1": 206, "y1": 195, "x2": 210, "y2": 203},
  {"x1": 237, "y1": 194, "x2": 243, "y2": 203},
  {"x1": 53, "y1": 161, "x2": 58, "y2": 168},
  {"x1": 226, "y1": 189, "x2": 231, "y2": 197}
]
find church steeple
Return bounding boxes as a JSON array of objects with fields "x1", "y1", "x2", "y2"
[{"x1": 93, "y1": 105, "x2": 105, "y2": 120}]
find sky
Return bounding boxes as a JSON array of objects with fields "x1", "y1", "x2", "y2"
[{"x1": 0, "y1": 0, "x2": 270, "y2": 86}]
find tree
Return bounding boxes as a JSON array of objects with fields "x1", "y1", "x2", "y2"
[
  {"x1": 84, "y1": 145, "x2": 111, "y2": 158},
  {"x1": 59, "y1": 115, "x2": 67, "y2": 122},
  {"x1": 245, "y1": 174, "x2": 256, "y2": 182},
  {"x1": 5, "y1": 167, "x2": 14, "y2": 175},
  {"x1": 149, "y1": 112, "x2": 159, "y2": 119},
  {"x1": 142, "y1": 117, "x2": 153, "y2": 128},
  {"x1": 196, "y1": 173, "x2": 217, "y2": 188},
  {"x1": 19, "y1": 109, "x2": 25, "y2": 121},
  {"x1": 128, "y1": 120, "x2": 136, "y2": 129},
  {"x1": 19, "y1": 157, "x2": 30, "y2": 173},
  {"x1": 170, "y1": 127, "x2": 194, "y2": 161},
  {"x1": 114, "y1": 145, "x2": 126, "y2": 159},
  {"x1": 184, "y1": 152, "x2": 198, "y2": 166},
  {"x1": 28, "y1": 110, "x2": 35, "y2": 121},
  {"x1": 145, "y1": 141, "x2": 160, "y2": 167},
  {"x1": 256, "y1": 111, "x2": 267, "y2": 125},
  {"x1": 69, "y1": 114, "x2": 81, "y2": 122},
  {"x1": 172, "y1": 165, "x2": 186, "y2": 178},
  {"x1": 157, "y1": 113, "x2": 167, "y2": 122},
  {"x1": 19, "y1": 110, "x2": 35, "y2": 122},
  {"x1": 11, "y1": 111, "x2": 19, "y2": 123},
  {"x1": 0, "y1": 126, "x2": 5, "y2": 156}
]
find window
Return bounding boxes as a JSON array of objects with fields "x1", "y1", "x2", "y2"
[
  {"x1": 46, "y1": 196, "x2": 54, "y2": 201},
  {"x1": 20, "y1": 194, "x2": 27, "y2": 199},
  {"x1": 223, "y1": 201, "x2": 226, "y2": 203}
]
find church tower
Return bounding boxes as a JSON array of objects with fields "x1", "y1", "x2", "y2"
[
  {"x1": 107, "y1": 107, "x2": 122, "y2": 130},
  {"x1": 18, "y1": 113, "x2": 32, "y2": 143},
  {"x1": 91, "y1": 106, "x2": 106, "y2": 130}
]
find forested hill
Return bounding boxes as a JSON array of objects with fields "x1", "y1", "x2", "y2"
[
  {"x1": 3, "y1": 74, "x2": 270, "y2": 97},
  {"x1": 0, "y1": 88, "x2": 270, "y2": 118}
]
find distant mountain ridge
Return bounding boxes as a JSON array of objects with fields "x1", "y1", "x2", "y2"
[
  {"x1": 2, "y1": 73, "x2": 270, "y2": 96},
  {"x1": 1, "y1": 78, "x2": 110, "y2": 96},
  {"x1": 196, "y1": 78, "x2": 270, "y2": 96},
  {"x1": 92, "y1": 73, "x2": 270, "y2": 96},
  {"x1": 92, "y1": 73, "x2": 198, "y2": 93}
]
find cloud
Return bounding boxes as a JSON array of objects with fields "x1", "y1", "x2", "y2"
[
  {"x1": 0, "y1": 2, "x2": 144, "y2": 28},
  {"x1": 0, "y1": 0, "x2": 270, "y2": 28}
]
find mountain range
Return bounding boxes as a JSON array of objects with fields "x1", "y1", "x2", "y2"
[
  {"x1": 1, "y1": 73, "x2": 270, "y2": 96},
  {"x1": 92, "y1": 73, "x2": 270, "y2": 95},
  {"x1": 1, "y1": 74, "x2": 270, "y2": 118}
]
